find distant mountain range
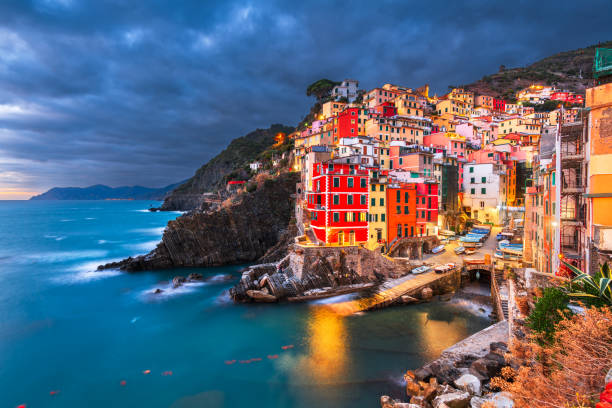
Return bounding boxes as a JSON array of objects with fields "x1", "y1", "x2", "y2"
[{"x1": 29, "y1": 182, "x2": 183, "y2": 201}]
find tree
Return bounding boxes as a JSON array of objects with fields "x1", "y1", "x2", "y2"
[
  {"x1": 526, "y1": 287, "x2": 571, "y2": 344},
  {"x1": 306, "y1": 79, "x2": 340, "y2": 101}
]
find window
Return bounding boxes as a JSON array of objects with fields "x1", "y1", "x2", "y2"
[
  {"x1": 360, "y1": 195, "x2": 366, "y2": 205},
  {"x1": 396, "y1": 190, "x2": 400, "y2": 202},
  {"x1": 471, "y1": 188, "x2": 475, "y2": 194},
  {"x1": 480, "y1": 201, "x2": 485, "y2": 208},
  {"x1": 359, "y1": 212, "x2": 366, "y2": 222},
  {"x1": 397, "y1": 224, "x2": 402, "y2": 237},
  {"x1": 396, "y1": 206, "x2": 401, "y2": 214},
  {"x1": 469, "y1": 167, "x2": 474, "y2": 173},
  {"x1": 347, "y1": 195, "x2": 353, "y2": 205},
  {"x1": 427, "y1": 212, "x2": 431, "y2": 221},
  {"x1": 333, "y1": 177, "x2": 339, "y2": 188},
  {"x1": 404, "y1": 192, "x2": 409, "y2": 203},
  {"x1": 471, "y1": 177, "x2": 475, "y2": 184},
  {"x1": 371, "y1": 184, "x2": 376, "y2": 192},
  {"x1": 381, "y1": 214, "x2": 385, "y2": 222},
  {"x1": 333, "y1": 195, "x2": 339, "y2": 205},
  {"x1": 380, "y1": 185, "x2": 384, "y2": 192},
  {"x1": 329, "y1": 164, "x2": 334, "y2": 171},
  {"x1": 404, "y1": 206, "x2": 409, "y2": 214},
  {"x1": 422, "y1": 211, "x2": 425, "y2": 218},
  {"x1": 481, "y1": 177, "x2": 486, "y2": 183},
  {"x1": 360, "y1": 178, "x2": 366, "y2": 188},
  {"x1": 346, "y1": 212, "x2": 354, "y2": 222},
  {"x1": 371, "y1": 198, "x2": 376, "y2": 206},
  {"x1": 333, "y1": 212, "x2": 339, "y2": 222},
  {"x1": 481, "y1": 188, "x2": 486, "y2": 194},
  {"x1": 379, "y1": 198, "x2": 384, "y2": 206},
  {"x1": 347, "y1": 178, "x2": 353, "y2": 188},
  {"x1": 410, "y1": 226, "x2": 414, "y2": 236}
]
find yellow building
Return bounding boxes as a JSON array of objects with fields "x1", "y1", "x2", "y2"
[
  {"x1": 394, "y1": 93, "x2": 424, "y2": 117},
  {"x1": 585, "y1": 81, "x2": 612, "y2": 268},
  {"x1": 447, "y1": 88, "x2": 474, "y2": 107},
  {"x1": 321, "y1": 101, "x2": 346, "y2": 119},
  {"x1": 367, "y1": 170, "x2": 387, "y2": 250},
  {"x1": 436, "y1": 99, "x2": 470, "y2": 120}
]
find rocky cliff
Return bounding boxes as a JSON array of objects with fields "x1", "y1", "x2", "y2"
[
  {"x1": 161, "y1": 124, "x2": 294, "y2": 211},
  {"x1": 99, "y1": 171, "x2": 299, "y2": 271}
]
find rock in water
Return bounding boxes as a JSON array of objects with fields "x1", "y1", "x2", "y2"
[
  {"x1": 172, "y1": 276, "x2": 186, "y2": 288},
  {"x1": 187, "y1": 273, "x2": 203, "y2": 281},
  {"x1": 153, "y1": 288, "x2": 164, "y2": 294},
  {"x1": 454, "y1": 374, "x2": 481, "y2": 396},
  {"x1": 421, "y1": 287, "x2": 433, "y2": 300}
]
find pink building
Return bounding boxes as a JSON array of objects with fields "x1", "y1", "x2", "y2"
[{"x1": 423, "y1": 132, "x2": 466, "y2": 158}]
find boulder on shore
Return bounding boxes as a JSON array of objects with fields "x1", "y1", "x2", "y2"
[
  {"x1": 454, "y1": 374, "x2": 481, "y2": 396},
  {"x1": 433, "y1": 391, "x2": 470, "y2": 408},
  {"x1": 187, "y1": 273, "x2": 203, "y2": 281}
]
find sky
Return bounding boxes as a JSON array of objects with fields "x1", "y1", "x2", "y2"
[{"x1": 0, "y1": 0, "x2": 610, "y2": 199}]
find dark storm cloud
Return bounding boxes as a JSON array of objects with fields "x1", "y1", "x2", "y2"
[{"x1": 0, "y1": 0, "x2": 610, "y2": 195}]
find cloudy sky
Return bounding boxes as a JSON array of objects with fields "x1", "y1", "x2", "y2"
[{"x1": 0, "y1": 0, "x2": 610, "y2": 199}]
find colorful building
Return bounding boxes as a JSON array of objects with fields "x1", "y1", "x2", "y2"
[{"x1": 307, "y1": 162, "x2": 369, "y2": 245}]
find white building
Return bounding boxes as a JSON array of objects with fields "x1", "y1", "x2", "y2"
[
  {"x1": 249, "y1": 162, "x2": 262, "y2": 172},
  {"x1": 332, "y1": 79, "x2": 359, "y2": 102},
  {"x1": 337, "y1": 136, "x2": 380, "y2": 167},
  {"x1": 462, "y1": 162, "x2": 507, "y2": 225}
]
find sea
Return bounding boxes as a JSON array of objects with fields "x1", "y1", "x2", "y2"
[{"x1": 0, "y1": 200, "x2": 492, "y2": 408}]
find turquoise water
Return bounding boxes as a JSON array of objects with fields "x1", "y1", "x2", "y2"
[{"x1": 0, "y1": 200, "x2": 491, "y2": 408}]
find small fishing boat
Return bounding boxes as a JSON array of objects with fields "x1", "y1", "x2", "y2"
[
  {"x1": 454, "y1": 246, "x2": 466, "y2": 255},
  {"x1": 431, "y1": 245, "x2": 446, "y2": 254},
  {"x1": 465, "y1": 248, "x2": 476, "y2": 255},
  {"x1": 411, "y1": 265, "x2": 431, "y2": 274}
]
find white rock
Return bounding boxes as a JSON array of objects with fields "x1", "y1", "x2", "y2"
[
  {"x1": 606, "y1": 367, "x2": 612, "y2": 384},
  {"x1": 455, "y1": 374, "x2": 482, "y2": 396},
  {"x1": 433, "y1": 391, "x2": 471, "y2": 408},
  {"x1": 475, "y1": 392, "x2": 513, "y2": 408}
]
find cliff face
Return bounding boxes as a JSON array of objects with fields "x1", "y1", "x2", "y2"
[
  {"x1": 100, "y1": 172, "x2": 300, "y2": 272},
  {"x1": 161, "y1": 124, "x2": 294, "y2": 211}
]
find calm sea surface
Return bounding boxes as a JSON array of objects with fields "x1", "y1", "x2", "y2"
[{"x1": 0, "y1": 200, "x2": 491, "y2": 408}]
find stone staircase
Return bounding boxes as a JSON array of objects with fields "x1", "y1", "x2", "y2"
[{"x1": 492, "y1": 271, "x2": 509, "y2": 320}]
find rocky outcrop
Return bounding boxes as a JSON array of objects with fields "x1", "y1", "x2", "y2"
[
  {"x1": 383, "y1": 322, "x2": 512, "y2": 408},
  {"x1": 99, "y1": 172, "x2": 299, "y2": 272},
  {"x1": 160, "y1": 124, "x2": 294, "y2": 211},
  {"x1": 230, "y1": 244, "x2": 406, "y2": 303}
]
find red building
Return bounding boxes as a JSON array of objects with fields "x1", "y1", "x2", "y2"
[
  {"x1": 416, "y1": 182, "x2": 439, "y2": 236},
  {"x1": 373, "y1": 101, "x2": 397, "y2": 118},
  {"x1": 307, "y1": 162, "x2": 369, "y2": 245},
  {"x1": 551, "y1": 91, "x2": 584, "y2": 105},
  {"x1": 493, "y1": 98, "x2": 506, "y2": 112},
  {"x1": 334, "y1": 107, "x2": 360, "y2": 143}
]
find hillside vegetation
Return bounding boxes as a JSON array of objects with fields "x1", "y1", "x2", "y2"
[
  {"x1": 464, "y1": 40, "x2": 612, "y2": 101},
  {"x1": 161, "y1": 123, "x2": 294, "y2": 210}
]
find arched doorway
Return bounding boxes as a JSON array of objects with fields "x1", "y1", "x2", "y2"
[{"x1": 338, "y1": 231, "x2": 344, "y2": 246}]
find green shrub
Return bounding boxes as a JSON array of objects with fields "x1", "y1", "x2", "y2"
[{"x1": 526, "y1": 287, "x2": 571, "y2": 344}]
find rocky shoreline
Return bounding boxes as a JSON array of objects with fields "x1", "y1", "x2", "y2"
[{"x1": 381, "y1": 321, "x2": 513, "y2": 408}]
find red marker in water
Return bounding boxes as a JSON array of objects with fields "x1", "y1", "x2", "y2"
[
  {"x1": 49, "y1": 390, "x2": 60, "y2": 396},
  {"x1": 224, "y1": 360, "x2": 236, "y2": 365},
  {"x1": 281, "y1": 344, "x2": 294, "y2": 350},
  {"x1": 267, "y1": 354, "x2": 279, "y2": 359},
  {"x1": 120, "y1": 380, "x2": 127, "y2": 386},
  {"x1": 162, "y1": 371, "x2": 173, "y2": 376}
]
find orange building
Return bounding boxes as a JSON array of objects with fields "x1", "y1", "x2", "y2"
[{"x1": 386, "y1": 183, "x2": 417, "y2": 242}]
